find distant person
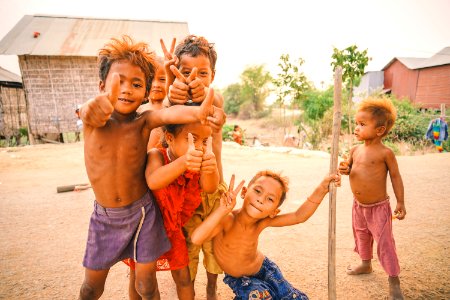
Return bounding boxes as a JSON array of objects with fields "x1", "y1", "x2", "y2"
[
  {"x1": 75, "y1": 105, "x2": 83, "y2": 142},
  {"x1": 232, "y1": 125, "x2": 243, "y2": 145},
  {"x1": 339, "y1": 96, "x2": 406, "y2": 300},
  {"x1": 191, "y1": 170, "x2": 341, "y2": 299},
  {"x1": 425, "y1": 116, "x2": 448, "y2": 152},
  {"x1": 77, "y1": 35, "x2": 221, "y2": 300}
]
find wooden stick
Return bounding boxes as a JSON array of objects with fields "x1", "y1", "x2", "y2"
[
  {"x1": 57, "y1": 183, "x2": 91, "y2": 193},
  {"x1": 328, "y1": 66, "x2": 342, "y2": 300}
]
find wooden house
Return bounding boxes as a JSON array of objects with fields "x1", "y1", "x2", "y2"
[
  {"x1": 382, "y1": 47, "x2": 450, "y2": 109},
  {"x1": 0, "y1": 66, "x2": 27, "y2": 144},
  {"x1": 0, "y1": 15, "x2": 189, "y2": 143}
]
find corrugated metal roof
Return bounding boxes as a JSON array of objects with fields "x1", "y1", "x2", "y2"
[
  {"x1": 0, "y1": 66, "x2": 22, "y2": 83},
  {"x1": 0, "y1": 15, "x2": 190, "y2": 57},
  {"x1": 382, "y1": 47, "x2": 450, "y2": 70}
]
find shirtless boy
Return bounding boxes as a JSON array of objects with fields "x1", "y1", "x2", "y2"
[
  {"x1": 191, "y1": 171, "x2": 341, "y2": 299},
  {"x1": 78, "y1": 35, "x2": 220, "y2": 300}
]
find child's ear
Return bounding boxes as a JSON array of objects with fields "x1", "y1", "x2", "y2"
[
  {"x1": 240, "y1": 186, "x2": 247, "y2": 199},
  {"x1": 211, "y1": 70, "x2": 215, "y2": 82},
  {"x1": 99, "y1": 80, "x2": 105, "y2": 92},
  {"x1": 376, "y1": 126, "x2": 386, "y2": 136},
  {"x1": 165, "y1": 132, "x2": 174, "y2": 145},
  {"x1": 269, "y1": 208, "x2": 281, "y2": 218}
]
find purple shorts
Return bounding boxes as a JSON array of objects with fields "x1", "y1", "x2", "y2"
[{"x1": 82, "y1": 191, "x2": 171, "y2": 270}]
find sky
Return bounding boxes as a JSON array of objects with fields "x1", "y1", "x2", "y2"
[{"x1": 0, "y1": 0, "x2": 449, "y2": 90}]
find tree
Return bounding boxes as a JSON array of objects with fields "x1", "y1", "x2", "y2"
[
  {"x1": 240, "y1": 65, "x2": 272, "y2": 112},
  {"x1": 273, "y1": 54, "x2": 311, "y2": 134},
  {"x1": 331, "y1": 45, "x2": 370, "y2": 147},
  {"x1": 223, "y1": 83, "x2": 244, "y2": 116}
]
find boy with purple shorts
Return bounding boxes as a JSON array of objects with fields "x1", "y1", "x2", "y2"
[{"x1": 78, "y1": 35, "x2": 221, "y2": 300}]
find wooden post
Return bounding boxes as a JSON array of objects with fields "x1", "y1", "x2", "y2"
[
  {"x1": 328, "y1": 67, "x2": 342, "y2": 300},
  {"x1": 441, "y1": 103, "x2": 446, "y2": 118}
]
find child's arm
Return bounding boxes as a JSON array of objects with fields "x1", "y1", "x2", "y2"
[
  {"x1": 80, "y1": 73, "x2": 120, "y2": 128},
  {"x1": 191, "y1": 175, "x2": 245, "y2": 245},
  {"x1": 385, "y1": 148, "x2": 406, "y2": 220},
  {"x1": 264, "y1": 173, "x2": 341, "y2": 228},
  {"x1": 146, "y1": 134, "x2": 203, "y2": 190},
  {"x1": 200, "y1": 137, "x2": 220, "y2": 193}
]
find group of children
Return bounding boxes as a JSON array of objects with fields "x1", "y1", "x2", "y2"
[{"x1": 77, "y1": 34, "x2": 406, "y2": 300}]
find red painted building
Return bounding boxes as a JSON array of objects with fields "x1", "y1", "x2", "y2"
[{"x1": 382, "y1": 47, "x2": 450, "y2": 109}]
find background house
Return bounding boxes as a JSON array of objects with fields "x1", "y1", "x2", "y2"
[
  {"x1": 382, "y1": 47, "x2": 450, "y2": 109},
  {"x1": 0, "y1": 15, "x2": 189, "y2": 143},
  {"x1": 0, "y1": 66, "x2": 27, "y2": 144},
  {"x1": 352, "y1": 71, "x2": 384, "y2": 103}
]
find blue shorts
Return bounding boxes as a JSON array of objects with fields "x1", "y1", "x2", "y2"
[{"x1": 223, "y1": 256, "x2": 308, "y2": 299}]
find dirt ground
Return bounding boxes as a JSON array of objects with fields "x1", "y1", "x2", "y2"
[{"x1": 0, "y1": 141, "x2": 449, "y2": 300}]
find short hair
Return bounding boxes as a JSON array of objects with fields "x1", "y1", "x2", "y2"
[
  {"x1": 248, "y1": 170, "x2": 289, "y2": 207},
  {"x1": 174, "y1": 35, "x2": 217, "y2": 73},
  {"x1": 357, "y1": 96, "x2": 397, "y2": 136},
  {"x1": 98, "y1": 35, "x2": 155, "y2": 96},
  {"x1": 161, "y1": 124, "x2": 185, "y2": 148}
]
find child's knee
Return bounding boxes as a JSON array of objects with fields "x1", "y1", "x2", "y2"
[
  {"x1": 79, "y1": 282, "x2": 104, "y2": 300},
  {"x1": 135, "y1": 278, "x2": 159, "y2": 298},
  {"x1": 172, "y1": 269, "x2": 193, "y2": 287}
]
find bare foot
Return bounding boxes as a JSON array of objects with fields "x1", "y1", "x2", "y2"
[
  {"x1": 388, "y1": 276, "x2": 404, "y2": 300},
  {"x1": 346, "y1": 261, "x2": 373, "y2": 275}
]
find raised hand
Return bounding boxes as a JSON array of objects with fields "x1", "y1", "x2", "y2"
[
  {"x1": 168, "y1": 65, "x2": 190, "y2": 104},
  {"x1": 220, "y1": 174, "x2": 245, "y2": 212},
  {"x1": 185, "y1": 133, "x2": 203, "y2": 172},
  {"x1": 160, "y1": 38, "x2": 177, "y2": 93},
  {"x1": 198, "y1": 88, "x2": 215, "y2": 125},
  {"x1": 338, "y1": 153, "x2": 351, "y2": 175},
  {"x1": 200, "y1": 137, "x2": 217, "y2": 174},
  {"x1": 82, "y1": 72, "x2": 120, "y2": 127},
  {"x1": 206, "y1": 104, "x2": 226, "y2": 132},
  {"x1": 187, "y1": 69, "x2": 207, "y2": 103}
]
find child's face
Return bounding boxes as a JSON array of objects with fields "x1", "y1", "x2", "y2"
[
  {"x1": 167, "y1": 122, "x2": 212, "y2": 159},
  {"x1": 242, "y1": 176, "x2": 282, "y2": 219},
  {"x1": 149, "y1": 63, "x2": 166, "y2": 102},
  {"x1": 354, "y1": 110, "x2": 382, "y2": 141},
  {"x1": 178, "y1": 54, "x2": 214, "y2": 87},
  {"x1": 100, "y1": 61, "x2": 147, "y2": 115}
]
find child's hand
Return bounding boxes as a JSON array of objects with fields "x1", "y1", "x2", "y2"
[
  {"x1": 160, "y1": 38, "x2": 177, "y2": 93},
  {"x1": 185, "y1": 133, "x2": 203, "y2": 172},
  {"x1": 220, "y1": 174, "x2": 245, "y2": 212},
  {"x1": 168, "y1": 65, "x2": 190, "y2": 104},
  {"x1": 201, "y1": 137, "x2": 217, "y2": 174},
  {"x1": 198, "y1": 88, "x2": 215, "y2": 125},
  {"x1": 83, "y1": 73, "x2": 120, "y2": 127},
  {"x1": 393, "y1": 203, "x2": 406, "y2": 220},
  {"x1": 338, "y1": 154, "x2": 351, "y2": 175},
  {"x1": 187, "y1": 74, "x2": 207, "y2": 103},
  {"x1": 320, "y1": 173, "x2": 341, "y2": 190},
  {"x1": 207, "y1": 105, "x2": 226, "y2": 132}
]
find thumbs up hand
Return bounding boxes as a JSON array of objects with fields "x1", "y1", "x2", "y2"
[
  {"x1": 185, "y1": 133, "x2": 203, "y2": 172},
  {"x1": 81, "y1": 73, "x2": 120, "y2": 127},
  {"x1": 201, "y1": 137, "x2": 217, "y2": 174},
  {"x1": 167, "y1": 65, "x2": 190, "y2": 104},
  {"x1": 186, "y1": 68, "x2": 207, "y2": 103}
]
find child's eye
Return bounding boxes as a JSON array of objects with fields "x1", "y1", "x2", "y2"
[
  {"x1": 254, "y1": 188, "x2": 261, "y2": 194},
  {"x1": 183, "y1": 72, "x2": 191, "y2": 77},
  {"x1": 203, "y1": 139, "x2": 208, "y2": 146},
  {"x1": 160, "y1": 77, "x2": 166, "y2": 82},
  {"x1": 133, "y1": 83, "x2": 143, "y2": 88},
  {"x1": 268, "y1": 197, "x2": 274, "y2": 202},
  {"x1": 200, "y1": 71, "x2": 209, "y2": 77}
]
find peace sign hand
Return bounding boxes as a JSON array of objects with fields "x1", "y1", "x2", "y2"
[
  {"x1": 220, "y1": 174, "x2": 245, "y2": 212},
  {"x1": 83, "y1": 72, "x2": 120, "y2": 127},
  {"x1": 201, "y1": 137, "x2": 217, "y2": 174},
  {"x1": 185, "y1": 133, "x2": 203, "y2": 172},
  {"x1": 160, "y1": 38, "x2": 178, "y2": 93}
]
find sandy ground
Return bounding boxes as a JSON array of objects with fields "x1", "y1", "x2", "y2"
[{"x1": 0, "y1": 142, "x2": 449, "y2": 299}]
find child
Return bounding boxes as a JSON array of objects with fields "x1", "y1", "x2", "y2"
[
  {"x1": 127, "y1": 121, "x2": 219, "y2": 300},
  {"x1": 78, "y1": 35, "x2": 220, "y2": 300},
  {"x1": 191, "y1": 170, "x2": 341, "y2": 299},
  {"x1": 232, "y1": 124, "x2": 244, "y2": 145},
  {"x1": 137, "y1": 56, "x2": 168, "y2": 150},
  {"x1": 339, "y1": 96, "x2": 406, "y2": 300},
  {"x1": 164, "y1": 35, "x2": 226, "y2": 299}
]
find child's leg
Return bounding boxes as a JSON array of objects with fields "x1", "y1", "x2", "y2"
[
  {"x1": 347, "y1": 200, "x2": 373, "y2": 275},
  {"x1": 128, "y1": 268, "x2": 142, "y2": 300},
  {"x1": 78, "y1": 268, "x2": 109, "y2": 300},
  {"x1": 206, "y1": 271, "x2": 219, "y2": 300},
  {"x1": 135, "y1": 261, "x2": 160, "y2": 300},
  {"x1": 171, "y1": 267, "x2": 195, "y2": 300},
  {"x1": 202, "y1": 240, "x2": 222, "y2": 299},
  {"x1": 388, "y1": 276, "x2": 404, "y2": 300}
]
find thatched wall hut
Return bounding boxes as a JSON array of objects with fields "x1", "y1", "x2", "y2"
[
  {"x1": 0, "y1": 15, "x2": 189, "y2": 143},
  {"x1": 0, "y1": 66, "x2": 27, "y2": 144}
]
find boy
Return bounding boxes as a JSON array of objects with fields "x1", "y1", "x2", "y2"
[
  {"x1": 339, "y1": 96, "x2": 406, "y2": 300},
  {"x1": 191, "y1": 170, "x2": 341, "y2": 299},
  {"x1": 163, "y1": 35, "x2": 226, "y2": 299},
  {"x1": 78, "y1": 35, "x2": 221, "y2": 300}
]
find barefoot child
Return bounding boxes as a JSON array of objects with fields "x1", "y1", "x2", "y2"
[
  {"x1": 339, "y1": 96, "x2": 406, "y2": 299},
  {"x1": 164, "y1": 35, "x2": 226, "y2": 299},
  {"x1": 191, "y1": 170, "x2": 341, "y2": 299},
  {"x1": 78, "y1": 35, "x2": 219, "y2": 300},
  {"x1": 127, "y1": 120, "x2": 219, "y2": 300}
]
